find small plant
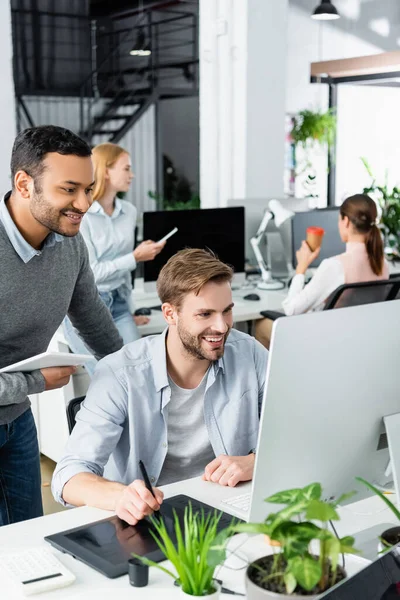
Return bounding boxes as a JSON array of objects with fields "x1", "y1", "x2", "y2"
[
  {"x1": 361, "y1": 157, "x2": 400, "y2": 257},
  {"x1": 290, "y1": 109, "x2": 336, "y2": 201},
  {"x1": 291, "y1": 109, "x2": 336, "y2": 148},
  {"x1": 134, "y1": 504, "x2": 225, "y2": 597},
  {"x1": 209, "y1": 483, "x2": 358, "y2": 596}
]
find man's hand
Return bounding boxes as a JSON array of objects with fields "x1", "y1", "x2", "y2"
[
  {"x1": 133, "y1": 315, "x2": 150, "y2": 326},
  {"x1": 133, "y1": 240, "x2": 166, "y2": 262},
  {"x1": 41, "y1": 366, "x2": 77, "y2": 391},
  {"x1": 115, "y1": 480, "x2": 164, "y2": 526},
  {"x1": 202, "y1": 454, "x2": 255, "y2": 487}
]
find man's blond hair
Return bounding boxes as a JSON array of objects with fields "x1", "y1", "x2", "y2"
[{"x1": 157, "y1": 248, "x2": 233, "y2": 308}]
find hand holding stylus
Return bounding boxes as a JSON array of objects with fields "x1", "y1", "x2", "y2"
[{"x1": 114, "y1": 479, "x2": 164, "y2": 526}]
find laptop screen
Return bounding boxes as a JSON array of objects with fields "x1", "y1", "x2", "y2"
[{"x1": 319, "y1": 544, "x2": 400, "y2": 599}]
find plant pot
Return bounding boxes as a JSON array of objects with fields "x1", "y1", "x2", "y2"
[
  {"x1": 245, "y1": 556, "x2": 346, "y2": 600},
  {"x1": 179, "y1": 581, "x2": 221, "y2": 599},
  {"x1": 378, "y1": 526, "x2": 400, "y2": 553}
]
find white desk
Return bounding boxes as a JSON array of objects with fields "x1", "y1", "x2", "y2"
[{"x1": 0, "y1": 477, "x2": 392, "y2": 599}]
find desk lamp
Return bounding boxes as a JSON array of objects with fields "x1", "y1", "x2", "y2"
[{"x1": 250, "y1": 200, "x2": 294, "y2": 290}]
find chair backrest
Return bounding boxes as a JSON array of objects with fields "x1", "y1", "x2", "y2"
[
  {"x1": 324, "y1": 278, "x2": 400, "y2": 311},
  {"x1": 66, "y1": 396, "x2": 85, "y2": 433}
]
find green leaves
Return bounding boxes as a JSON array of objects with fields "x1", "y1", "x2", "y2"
[
  {"x1": 360, "y1": 157, "x2": 400, "y2": 254},
  {"x1": 289, "y1": 555, "x2": 322, "y2": 591},
  {"x1": 284, "y1": 570, "x2": 297, "y2": 595},
  {"x1": 306, "y1": 499, "x2": 339, "y2": 522},
  {"x1": 291, "y1": 109, "x2": 336, "y2": 148},
  {"x1": 134, "y1": 504, "x2": 224, "y2": 596},
  {"x1": 356, "y1": 477, "x2": 400, "y2": 522},
  {"x1": 236, "y1": 482, "x2": 360, "y2": 595}
]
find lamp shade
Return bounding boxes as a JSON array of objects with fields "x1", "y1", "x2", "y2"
[
  {"x1": 268, "y1": 200, "x2": 294, "y2": 228},
  {"x1": 311, "y1": 0, "x2": 340, "y2": 20},
  {"x1": 130, "y1": 28, "x2": 152, "y2": 56}
]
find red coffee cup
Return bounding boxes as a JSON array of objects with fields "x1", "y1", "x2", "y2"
[{"x1": 306, "y1": 226, "x2": 325, "y2": 251}]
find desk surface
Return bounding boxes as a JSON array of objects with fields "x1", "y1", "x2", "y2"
[
  {"x1": 133, "y1": 279, "x2": 286, "y2": 336},
  {"x1": 0, "y1": 477, "x2": 393, "y2": 599}
]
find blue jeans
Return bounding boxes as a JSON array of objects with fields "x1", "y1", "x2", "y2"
[
  {"x1": 62, "y1": 289, "x2": 140, "y2": 377},
  {"x1": 0, "y1": 409, "x2": 43, "y2": 526}
]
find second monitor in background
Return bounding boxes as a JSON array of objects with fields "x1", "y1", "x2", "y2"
[
  {"x1": 143, "y1": 207, "x2": 245, "y2": 292},
  {"x1": 292, "y1": 207, "x2": 346, "y2": 268}
]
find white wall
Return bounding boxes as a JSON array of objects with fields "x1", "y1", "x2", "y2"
[
  {"x1": 0, "y1": 1, "x2": 16, "y2": 193},
  {"x1": 286, "y1": 3, "x2": 385, "y2": 206},
  {"x1": 199, "y1": 0, "x2": 288, "y2": 208}
]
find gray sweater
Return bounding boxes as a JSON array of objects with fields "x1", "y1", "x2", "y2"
[{"x1": 0, "y1": 218, "x2": 123, "y2": 425}]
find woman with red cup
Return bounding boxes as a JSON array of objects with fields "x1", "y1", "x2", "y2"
[{"x1": 255, "y1": 194, "x2": 389, "y2": 348}]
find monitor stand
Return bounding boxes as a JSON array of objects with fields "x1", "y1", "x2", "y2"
[
  {"x1": 346, "y1": 413, "x2": 400, "y2": 561},
  {"x1": 384, "y1": 413, "x2": 400, "y2": 505}
]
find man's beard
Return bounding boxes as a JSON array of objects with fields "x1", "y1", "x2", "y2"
[
  {"x1": 29, "y1": 183, "x2": 83, "y2": 237},
  {"x1": 177, "y1": 321, "x2": 231, "y2": 361}
]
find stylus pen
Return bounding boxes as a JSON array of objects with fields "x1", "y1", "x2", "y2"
[{"x1": 138, "y1": 460, "x2": 157, "y2": 499}]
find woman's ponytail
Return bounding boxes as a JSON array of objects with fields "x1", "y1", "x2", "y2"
[{"x1": 365, "y1": 223, "x2": 384, "y2": 276}]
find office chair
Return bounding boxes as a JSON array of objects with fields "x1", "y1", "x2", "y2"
[
  {"x1": 260, "y1": 278, "x2": 400, "y2": 322},
  {"x1": 66, "y1": 396, "x2": 85, "y2": 433},
  {"x1": 324, "y1": 278, "x2": 400, "y2": 310}
]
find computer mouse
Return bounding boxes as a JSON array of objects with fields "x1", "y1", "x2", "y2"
[
  {"x1": 243, "y1": 293, "x2": 260, "y2": 301},
  {"x1": 134, "y1": 307, "x2": 151, "y2": 316}
]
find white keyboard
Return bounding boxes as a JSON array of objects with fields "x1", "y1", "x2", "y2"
[
  {"x1": 0, "y1": 547, "x2": 75, "y2": 596},
  {"x1": 221, "y1": 492, "x2": 251, "y2": 516}
]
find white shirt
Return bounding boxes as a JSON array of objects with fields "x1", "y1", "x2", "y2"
[
  {"x1": 157, "y1": 369, "x2": 215, "y2": 486},
  {"x1": 282, "y1": 244, "x2": 390, "y2": 316},
  {"x1": 282, "y1": 257, "x2": 345, "y2": 316},
  {"x1": 79, "y1": 199, "x2": 137, "y2": 311}
]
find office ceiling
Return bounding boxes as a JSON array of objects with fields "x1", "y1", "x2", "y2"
[
  {"x1": 291, "y1": 0, "x2": 400, "y2": 52},
  {"x1": 89, "y1": 0, "x2": 195, "y2": 19}
]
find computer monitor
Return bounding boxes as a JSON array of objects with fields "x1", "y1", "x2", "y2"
[
  {"x1": 142, "y1": 207, "x2": 245, "y2": 292},
  {"x1": 247, "y1": 300, "x2": 400, "y2": 523},
  {"x1": 292, "y1": 207, "x2": 346, "y2": 268}
]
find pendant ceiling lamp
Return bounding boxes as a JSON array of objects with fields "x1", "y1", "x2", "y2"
[{"x1": 311, "y1": 0, "x2": 340, "y2": 21}]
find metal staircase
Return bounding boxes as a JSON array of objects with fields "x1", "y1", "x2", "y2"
[
  {"x1": 78, "y1": 6, "x2": 198, "y2": 145},
  {"x1": 12, "y1": 2, "x2": 199, "y2": 145}
]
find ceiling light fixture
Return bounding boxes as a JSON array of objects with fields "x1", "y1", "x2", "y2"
[
  {"x1": 311, "y1": 0, "x2": 340, "y2": 21},
  {"x1": 129, "y1": 27, "x2": 152, "y2": 57}
]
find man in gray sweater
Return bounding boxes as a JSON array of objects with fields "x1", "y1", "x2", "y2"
[{"x1": 0, "y1": 125, "x2": 123, "y2": 525}]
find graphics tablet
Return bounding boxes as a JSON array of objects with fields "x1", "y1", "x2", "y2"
[
  {"x1": 0, "y1": 352, "x2": 95, "y2": 373},
  {"x1": 45, "y1": 494, "x2": 240, "y2": 578}
]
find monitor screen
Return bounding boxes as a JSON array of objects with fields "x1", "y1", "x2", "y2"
[
  {"x1": 143, "y1": 207, "x2": 245, "y2": 287},
  {"x1": 292, "y1": 207, "x2": 345, "y2": 268}
]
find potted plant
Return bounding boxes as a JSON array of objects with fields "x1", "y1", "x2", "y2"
[
  {"x1": 356, "y1": 477, "x2": 400, "y2": 550},
  {"x1": 361, "y1": 157, "x2": 400, "y2": 258},
  {"x1": 209, "y1": 482, "x2": 359, "y2": 599},
  {"x1": 291, "y1": 109, "x2": 336, "y2": 149},
  {"x1": 133, "y1": 504, "x2": 225, "y2": 598},
  {"x1": 290, "y1": 109, "x2": 336, "y2": 201}
]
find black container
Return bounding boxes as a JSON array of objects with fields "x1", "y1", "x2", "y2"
[{"x1": 128, "y1": 558, "x2": 149, "y2": 587}]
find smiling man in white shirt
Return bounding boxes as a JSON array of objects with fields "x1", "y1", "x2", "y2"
[{"x1": 52, "y1": 248, "x2": 268, "y2": 525}]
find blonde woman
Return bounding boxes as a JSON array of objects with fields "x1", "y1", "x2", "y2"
[{"x1": 63, "y1": 143, "x2": 165, "y2": 374}]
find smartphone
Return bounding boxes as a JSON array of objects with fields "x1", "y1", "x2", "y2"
[{"x1": 157, "y1": 227, "x2": 178, "y2": 243}]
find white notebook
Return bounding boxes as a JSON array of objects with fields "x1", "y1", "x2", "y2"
[{"x1": 0, "y1": 352, "x2": 95, "y2": 373}]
